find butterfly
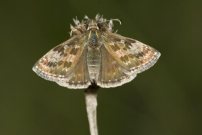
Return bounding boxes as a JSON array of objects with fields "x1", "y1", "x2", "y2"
[{"x1": 32, "y1": 14, "x2": 161, "y2": 89}]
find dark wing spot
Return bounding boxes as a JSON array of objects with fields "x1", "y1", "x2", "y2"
[
  {"x1": 58, "y1": 61, "x2": 64, "y2": 66},
  {"x1": 124, "y1": 55, "x2": 129, "y2": 61},
  {"x1": 60, "y1": 70, "x2": 67, "y2": 76},
  {"x1": 128, "y1": 54, "x2": 135, "y2": 59},
  {"x1": 123, "y1": 44, "x2": 131, "y2": 50},
  {"x1": 120, "y1": 56, "x2": 125, "y2": 62},
  {"x1": 124, "y1": 38, "x2": 136, "y2": 45},
  {"x1": 64, "y1": 61, "x2": 72, "y2": 68},
  {"x1": 135, "y1": 52, "x2": 145, "y2": 58},
  {"x1": 47, "y1": 62, "x2": 57, "y2": 67},
  {"x1": 70, "y1": 48, "x2": 79, "y2": 55},
  {"x1": 111, "y1": 44, "x2": 120, "y2": 51},
  {"x1": 63, "y1": 53, "x2": 68, "y2": 57},
  {"x1": 120, "y1": 55, "x2": 129, "y2": 63},
  {"x1": 122, "y1": 39, "x2": 136, "y2": 50}
]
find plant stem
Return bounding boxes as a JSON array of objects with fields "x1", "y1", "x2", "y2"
[{"x1": 85, "y1": 85, "x2": 99, "y2": 135}]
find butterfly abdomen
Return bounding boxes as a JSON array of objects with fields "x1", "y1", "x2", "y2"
[{"x1": 87, "y1": 47, "x2": 101, "y2": 82}]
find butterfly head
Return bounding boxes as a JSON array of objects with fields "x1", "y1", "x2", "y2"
[
  {"x1": 70, "y1": 14, "x2": 121, "y2": 36},
  {"x1": 87, "y1": 20, "x2": 99, "y2": 31}
]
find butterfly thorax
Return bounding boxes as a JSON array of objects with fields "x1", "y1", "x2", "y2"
[{"x1": 88, "y1": 30, "x2": 99, "y2": 47}]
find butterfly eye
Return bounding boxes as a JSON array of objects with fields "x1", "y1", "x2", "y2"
[
  {"x1": 97, "y1": 23, "x2": 102, "y2": 29},
  {"x1": 97, "y1": 23, "x2": 107, "y2": 31},
  {"x1": 85, "y1": 24, "x2": 89, "y2": 29}
]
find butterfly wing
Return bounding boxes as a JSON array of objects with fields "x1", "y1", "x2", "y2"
[
  {"x1": 97, "y1": 46, "x2": 136, "y2": 88},
  {"x1": 32, "y1": 35, "x2": 91, "y2": 89},
  {"x1": 97, "y1": 32, "x2": 160, "y2": 88}
]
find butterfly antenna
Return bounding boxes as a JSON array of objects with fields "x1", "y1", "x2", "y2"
[
  {"x1": 111, "y1": 18, "x2": 122, "y2": 25},
  {"x1": 73, "y1": 16, "x2": 80, "y2": 25}
]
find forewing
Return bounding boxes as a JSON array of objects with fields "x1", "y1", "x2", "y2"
[
  {"x1": 32, "y1": 35, "x2": 91, "y2": 89},
  {"x1": 97, "y1": 32, "x2": 160, "y2": 87},
  {"x1": 101, "y1": 32, "x2": 161, "y2": 74}
]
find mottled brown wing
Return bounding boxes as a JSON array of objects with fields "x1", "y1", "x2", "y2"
[
  {"x1": 97, "y1": 32, "x2": 160, "y2": 87},
  {"x1": 32, "y1": 35, "x2": 91, "y2": 89},
  {"x1": 97, "y1": 46, "x2": 136, "y2": 88},
  {"x1": 101, "y1": 32, "x2": 161, "y2": 74}
]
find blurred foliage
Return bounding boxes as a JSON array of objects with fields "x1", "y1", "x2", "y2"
[{"x1": 0, "y1": 0, "x2": 202, "y2": 135}]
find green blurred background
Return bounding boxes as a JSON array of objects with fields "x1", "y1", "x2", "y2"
[{"x1": 1, "y1": 0, "x2": 202, "y2": 135}]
